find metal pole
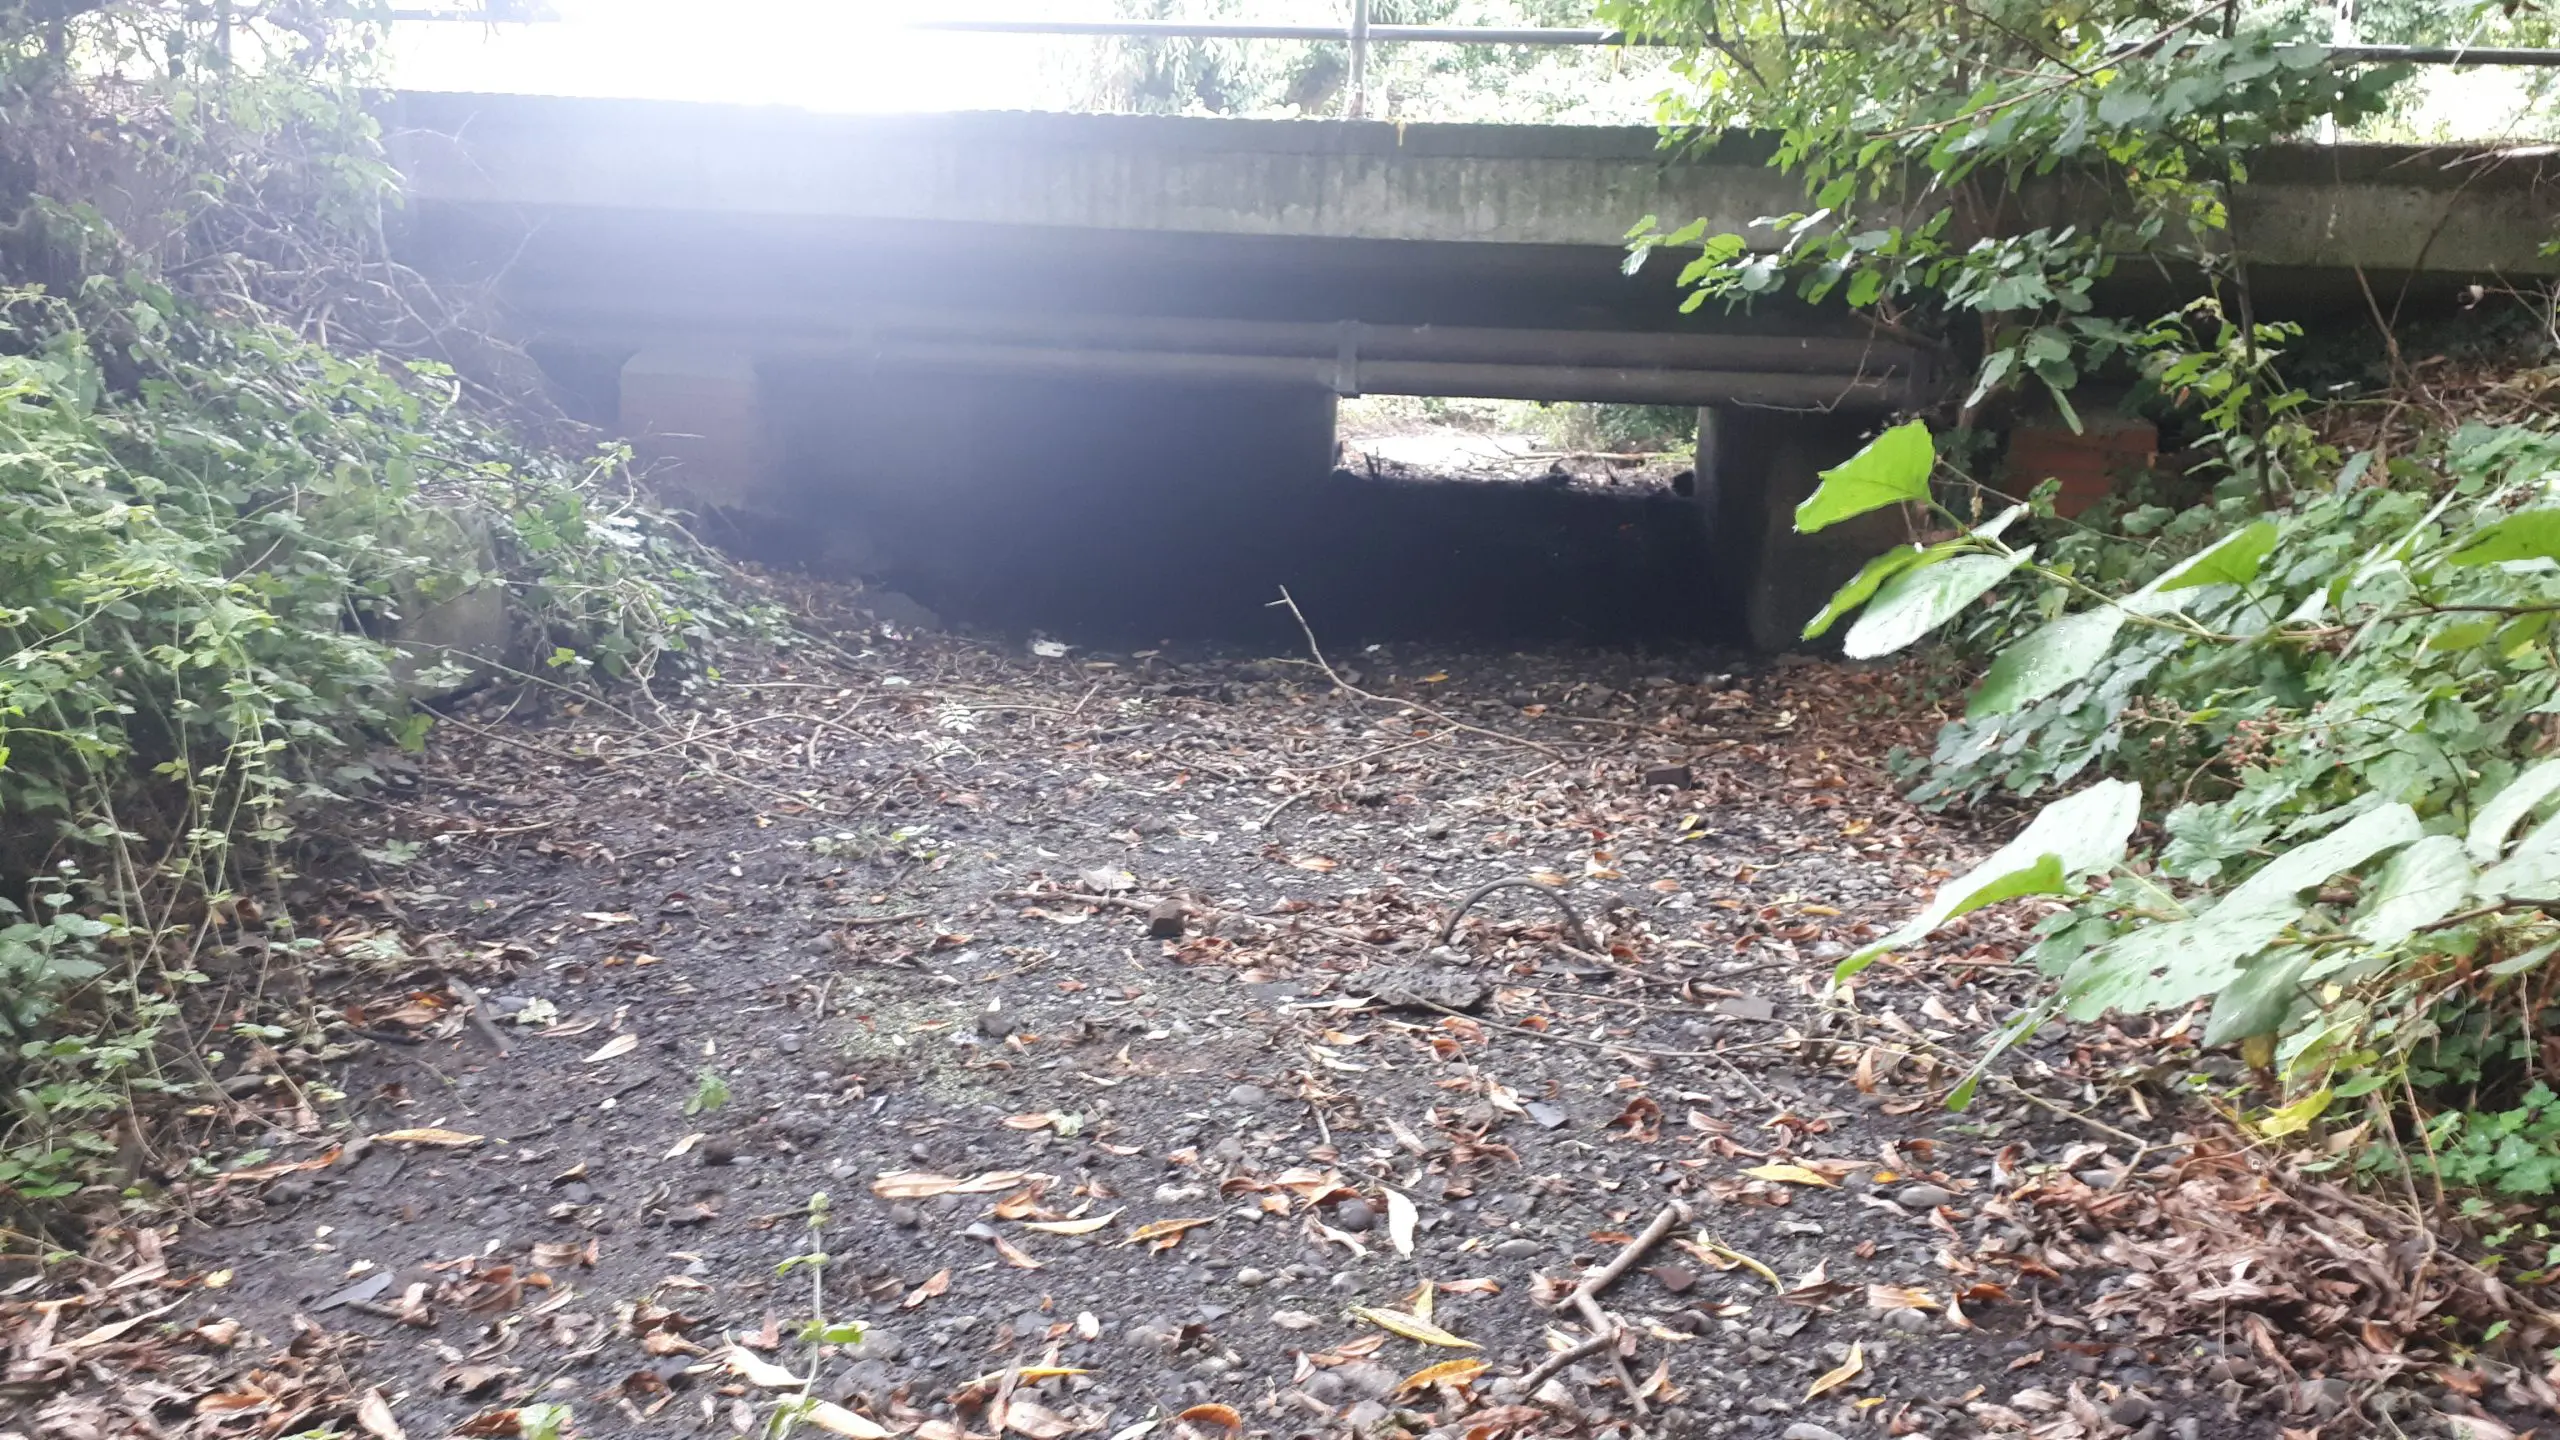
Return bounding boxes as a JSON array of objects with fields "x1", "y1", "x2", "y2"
[{"x1": 1348, "y1": 0, "x2": 1371, "y2": 118}]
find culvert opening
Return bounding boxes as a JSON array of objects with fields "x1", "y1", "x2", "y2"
[{"x1": 741, "y1": 368, "x2": 1732, "y2": 650}]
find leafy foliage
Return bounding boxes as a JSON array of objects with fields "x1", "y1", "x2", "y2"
[{"x1": 0, "y1": 4, "x2": 768, "y2": 1214}]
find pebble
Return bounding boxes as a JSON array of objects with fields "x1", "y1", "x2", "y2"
[
  {"x1": 1335, "y1": 1198, "x2": 1377, "y2": 1233},
  {"x1": 2109, "y1": 1395, "x2": 2154, "y2": 1427},
  {"x1": 1894, "y1": 1183, "x2": 1956, "y2": 1210},
  {"x1": 1782, "y1": 1426, "x2": 1848, "y2": 1440},
  {"x1": 1524, "y1": 1101, "x2": 1568, "y2": 1129},
  {"x1": 1270, "y1": 1310, "x2": 1320, "y2": 1330},
  {"x1": 1648, "y1": 1264, "x2": 1695, "y2": 1294},
  {"x1": 1494, "y1": 1238, "x2": 1543, "y2": 1259},
  {"x1": 699, "y1": 1137, "x2": 737, "y2": 1167},
  {"x1": 1884, "y1": 1307, "x2": 1930, "y2": 1334},
  {"x1": 845, "y1": 1329, "x2": 905, "y2": 1363},
  {"x1": 1224, "y1": 1083, "x2": 1270, "y2": 1110},
  {"x1": 887, "y1": 1204, "x2": 921, "y2": 1228},
  {"x1": 1233, "y1": 1267, "x2": 1268, "y2": 1289}
]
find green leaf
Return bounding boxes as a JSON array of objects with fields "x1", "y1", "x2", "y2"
[
  {"x1": 1793, "y1": 421, "x2": 1933, "y2": 534},
  {"x1": 2449, "y1": 510, "x2": 2560, "y2": 566},
  {"x1": 2470, "y1": 758, "x2": 2560, "y2": 864},
  {"x1": 1837, "y1": 779, "x2": 2139, "y2": 978},
  {"x1": 2204, "y1": 952, "x2": 2311, "y2": 1046},
  {"x1": 2062, "y1": 805, "x2": 2423, "y2": 1021},
  {"x1": 1966, "y1": 606, "x2": 2126, "y2": 717},
  {"x1": 1842, "y1": 549, "x2": 2030, "y2": 660},
  {"x1": 2149, "y1": 519, "x2": 2280, "y2": 594},
  {"x1": 1800, "y1": 544, "x2": 1941, "y2": 641},
  {"x1": 2352, "y1": 834, "x2": 2475, "y2": 948},
  {"x1": 2480, "y1": 813, "x2": 2560, "y2": 901}
]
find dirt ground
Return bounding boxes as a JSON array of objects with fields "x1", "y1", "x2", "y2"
[{"x1": 7, "y1": 588, "x2": 2545, "y2": 1440}]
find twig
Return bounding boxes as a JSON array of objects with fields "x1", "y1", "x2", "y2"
[
  {"x1": 1521, "y1": 1199, "x2": 1689, "y2": 1414},
  {"x1": 1268, "y1": 588, "x2": 1566, "y2": 762},
  {"x1": 1001, "y1": 890, "x2": 1159, "y2": 913},
  {"x1": 1518, "y1": 1330, "x2": 1615, "y2": 1393},
  {"x1": 444, "y1": 976, "x2": 512, "y2": 1058},
  {"x1": 839, "y1": 913, "x2": 927, "y2": 930},
  {"x1": 1437, "y1": 877, "x2": 1598, "y2": 950}
]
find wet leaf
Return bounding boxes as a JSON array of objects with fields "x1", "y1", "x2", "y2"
[
  {"x1": 1806, "y1": 1339, "x2": 1864, "y2": 1399},
  {"x1": 1348, "y1": 1306, "x2": 1479, "y2": 1349}
]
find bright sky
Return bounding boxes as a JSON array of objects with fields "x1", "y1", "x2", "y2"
[{"x1": 385, "y1": 2, "x2": 1135, "y2": 112}]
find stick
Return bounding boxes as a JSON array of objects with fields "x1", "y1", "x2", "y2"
[
  {"x1": 1571, "y1": 1200, "x2": 1690, "y2": 1303},
  {"x1": 444, "y1": 977, "x2": 512, "y2": 1057},
  {"x1": 1268, "y1": 588, "x2": 1566, "y2": 762},
  {"x1": 1517, "y1": 1198, "x2": 1689, "y2": 1414},
  {"x1": 1437, "y1": 877, "x2": 1598, "y2": 950},
  {"x1": 1517, "y1": 1330, "x2": 1614, "y2": 1393}
]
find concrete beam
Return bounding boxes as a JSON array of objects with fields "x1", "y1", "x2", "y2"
[
  {"x1": 618, "y1": 347, "x2": 769, "y2": 515},
  {"x1": 388, "y1": 91, "x2": 2560, "y2": 279}
]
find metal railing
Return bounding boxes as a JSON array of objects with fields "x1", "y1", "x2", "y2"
[{"x1": 909, "y1": 13, "x2": 2560, "y2": 120}]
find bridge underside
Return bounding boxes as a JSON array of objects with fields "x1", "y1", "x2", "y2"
[{"x1": 390, "y1": 92, "x2": 2557, "y2": 649}]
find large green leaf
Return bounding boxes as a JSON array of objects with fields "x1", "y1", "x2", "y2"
[
  {"x1": 2469, "y1": 758, "x2": 2560, "y2": 864},
  {"x1": 1837, "y1": 779, "x2": 2139, "y2": 979},
  {"x1": 1800, "y1": 544, "x2": 1939, "y2": 641},
  {"x1": 1793, "y1": 420, "x2": 1933, "y2": 534},
  {"x1": 2351, "y1": 834, "x2": 2475, "y2": 948},
  {"x1": 2480, "y1": 813, "x2": 2560, "y2": 901},
  {"x1": 2449, "y1": 509, "x2": 2560, "y2": 566},
  {"x1": 2123, "y1": 519, "x2": 2279, "y2": 614},
  {"x1": 1966, "y1": 606, "x2": 2126, "y2": 718},
  {"x1": 1842, "y1": 549, "x2": 2031, "y2": 660},
  {"x1": 2204, "y1": 951, "x2": 2312, "y2": 1046},
  {"x1": 2061, "y1": 803, "x2": 2422, "y2": 1021}
]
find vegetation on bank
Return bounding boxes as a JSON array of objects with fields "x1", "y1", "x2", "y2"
[
  {"x1": 0, "y1": 4, "x2": 761, "y2": 1218},
  {"x1": 1602, "y1": 0, "x2": 2560, "y2": 1239}
]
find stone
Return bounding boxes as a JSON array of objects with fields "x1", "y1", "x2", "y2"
[
  {"x1": 1343, "y1": 1400, "x2": 1390, "y2": 1433},
  {"x1": 977, "y1": 1002, "x2": 1015, "y2": 1039},
  {"x1": 1270, "y1": 1309, "x2": 1320, "y2": 1330},
  {"x1": 1148, "y1": 899, "x2": 1186, "y2": 939},
  {"x1": 845, "y1": 1329, "x2": 905, "y2": 1363},
  {"x1": 887, "y1": 1204, "x2": 922, "y2": 1228},
  {"x1": 1648, "y1": 1264, "x2": 1695, "y2": 1294},
  {"x1": 2108, "y1": 1395, "x2": 2153, "y2": 1427},
  {"x1": 1715, "y1": 995, "x2": 1778, "y2": 1022},
  {"x1": 2293, "y1": 1377, "x2": 2349, "y2": 1416},
  {"x1": 1643, "y1": 763, "x2": 1694, "y2": 789},
  {"x1": 1524, "y1": 1101, "x2": 1568, "y2": 1129},
  {"x1": 1894, "y1": 1184, "x2": 1956, "y2": 1211},
  {"x1": 1335, "y1": 1198, "x2": 1377, "y2": 1233},
  {"x1": 1224, "y1": 1084, "x2": 1271, "y2": 1111},
  {"x1": 1493, "y1": 1238, "x2": 1543, "y2": 1259},
  {"x1": 1234, "y1": 1267, "x2": 1268, "y2": 1289},
  {"x1": 1782, "y1": 1426, "x2": 1848, "y2": 1440},
  {"x1": 1337, "y1": 1362, "x2": 1399, "y2": 1401},
  {"x1": 1883, "y1": 1306, "x2": 1930, "y2": 1334},
  {"x1": 699, "y1": 1137, "x2": 737, "y2": 1167}
]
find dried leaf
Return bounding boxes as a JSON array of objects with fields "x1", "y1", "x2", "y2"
[
  {"x1": 901, "y1": 1269, "x2": 951, "y2": 1309},
  {"x1": 992, "y1": 1235, "x2": 1044, "y2": 1270},
  {"x1": 1021, "y1": 1209, "x2": 1120, "y2": 1236},
  {"x1": 1396, "y1": 1358, "x2": 1489, "y2": 1395},
  {"x1": 872, "y1": 1170, "x2": 1038, "y2": 1199},
  {"x1": 1123, "y1": 1217, "x2": 1217, "y2": 1248},
  {"x1": 1806, "y1": 1340, "x2": 1864, "y2": 1399},
  {"x1": 1005, "y1": 1400, "x2": 1077, "y2": 1439},
  {"x1": 723, "y1": 1345, "x2": 808, "y2": 1388},
  {"x1": 583, "y1": 1033, "x2": 639, "y2": 1063},
  {"x1": 1742, "y1": 1163, "x2": 1835, "y2": 1188},
  {"x1": 1382, "y1": 1187, "x2": 1418, "y2": 1258},
  {"x1": 356, "y1": 1389, "x2": 407, "y2": 1440},
  {"x1": 376, "y1": 1127, "x2": 483, "y2": 1148},
  {"x1": 1173, "y1": 1404, "x2": 1242, "y2": 1433},
  {"x1": 1348, "y1": 1306, "x2": 1479, "y2": 1350},
  {"x1": 803, "y1": 1402, "x2": 894, "y2": 1439},
  {"x1": 1866, "y1": 1284, "x2": 1940, "y2": 1311},
  {"x1": 1288, "y1": 855, "x2": 1339, "y2": 872}
]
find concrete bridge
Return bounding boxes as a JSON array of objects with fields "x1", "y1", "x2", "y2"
[{"x1": 385, "y1": 91, "x2": 2560, "y2": 646}]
